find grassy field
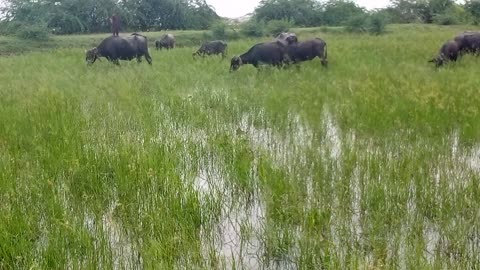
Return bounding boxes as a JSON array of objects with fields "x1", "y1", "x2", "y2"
[{"x1": 1, "y1": 24, "x2": 480, "y2": 269}]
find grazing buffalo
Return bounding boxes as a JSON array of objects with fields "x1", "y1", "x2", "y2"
[
  {"x1": 193, "y1": 40, "x2": 228, "y2": 58},
  {"x1": 230, "y1": 41, "x2": 289, "y2": 71},
  {"x1": 454, "y1": 31, "x2": 480, "y2": 55},
  {"x1": 156, "y1": 34, "x2": 176, "y2": 50},
  {"x1": 429, "y1": 40, "x2": 460, "y2": 67},
  {"x1": 85, "y1": 33, "x2": 152, "y2": 65},
  {"x1": 277, "y1": 32, "x2": 298, "y2": 45},
  {"x1": 286, "y1": 38, "x2": 328, "y2": 67}
]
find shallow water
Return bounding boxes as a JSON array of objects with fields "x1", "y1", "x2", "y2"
[{"x1": 33, "y1": 104, "x2": 480, "y2": 269}]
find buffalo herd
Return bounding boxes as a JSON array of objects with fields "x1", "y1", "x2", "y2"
[{"x1": 85, "y1": 31, "x2": 480, "y2": 69}]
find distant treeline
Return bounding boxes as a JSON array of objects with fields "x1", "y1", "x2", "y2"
[
  {"x1": 0, "y1": 0, "x2": 219, "y2": 34},
  {"x1": 2, "y1": 0, "x2": 480, "y2": 37},
  {"x1": 252, "y1": 0, "x2": 480, "y2": 27}
]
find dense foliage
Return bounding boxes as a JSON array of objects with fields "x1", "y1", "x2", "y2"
[
  {"x1": 0, "y1": 0, "x2": 219, "y2": 34},
  {"x1": 2, "y1": 0, "x2": 480, "y2": 37},
  {"x1": 250, "y1": 0, "x2": 480, "y2": 29}
]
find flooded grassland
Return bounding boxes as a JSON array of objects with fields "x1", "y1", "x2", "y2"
[{"x1": 1, "y1": 26, "x2": 480, "y2": 269}]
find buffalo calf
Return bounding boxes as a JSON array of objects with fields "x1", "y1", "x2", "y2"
[
  {"x1": 156, "y1": 34, "x2": 175, "y2": 50},
  {"x1": 193, "y1": 40, "x2": 228, "y2": 58},
  {"x1": 429, "y1": 40, "x2": 460, "y2": 67}
]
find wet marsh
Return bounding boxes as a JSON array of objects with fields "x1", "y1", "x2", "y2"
[{"x1": 1, "y1": 25, "x2": 480, "y2": 269}]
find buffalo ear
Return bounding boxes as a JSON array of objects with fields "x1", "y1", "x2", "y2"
[{"x1": 428, "y1": 58, "x2": 436, "y2": 63}]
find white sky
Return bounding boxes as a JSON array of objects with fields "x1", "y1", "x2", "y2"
[{"x1": 207, "y1": 0, "x2": 391, "y2": 18}]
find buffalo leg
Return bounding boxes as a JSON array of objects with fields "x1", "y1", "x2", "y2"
[
  {"x1": 321, "y1": 58, "x2": 328, "y2": 67},
  {"x1": 451, "y1": 53, "x2": 458, "y2": 62},
  {"x1": 145, "y1": 53, "x2": 152, "y2": 65}
]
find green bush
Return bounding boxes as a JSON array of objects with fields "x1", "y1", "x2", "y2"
[
  {"x1": 0, "y1": 21, "x2": 23, "y2": 36},
  {"x1": 345, "y1": 14, "x2": 368, "y2": 33},
  {"x1": 369, "y1": 14, "x2": 387, "y2": 35},
  {"x1": 433, "y1": 14, "x2": 459, "y2": 25},
  {"x1": 345, "y1": 14, "x2": 388, "y2": 35},
  {"x1": 16, "y1": 24, "x2": 50, "y2": 41},
  {"x1": 210, "y1": 21, "x2": 227, "y2": 40},
  {"x1": 266, "y1": 19, "x2": 294, "y2": 37},
  {"x1": 433, "y1": 6, "x2": 469, "y2": 25},
  {"x1": 204, "y1": 25, "x2": 240, "y2": 41},
  {"x1": 240, "y1": 20, "x2": 266, "y2": 37},
  {"x1": 228, "y1": 29, "x2": 241, "y2": 40},
  {"x1": 465, "y1": 0, "x2": 480, "y2": 25}
]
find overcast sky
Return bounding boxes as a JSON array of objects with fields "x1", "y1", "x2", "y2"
[{"x1": 206, "y1": 0, "x2": 391, "y2": 18}]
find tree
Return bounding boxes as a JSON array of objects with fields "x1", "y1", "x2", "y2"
[
  {"x1": 465, "y1": 0, "x2": 480, "y2": 24},
  {"x1": 1, "y1": 0, "x2": 219, "y2": 34},
  {"x1": 184, "y1": 0, "x2": 219, "y2": 30},
  {"x1": 388, "y1": 0, "x2": 456, "y2": 23},
  {"x1": 388, "y1": 0, "x2": 429, "y2": 23},
  {"x1": 320, "y1": 0, "x2": 366, "y2": 26},
  {"x1": 254, "y1": 0, "x2": 320, "y2": 26}
]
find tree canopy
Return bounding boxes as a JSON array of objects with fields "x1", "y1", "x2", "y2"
[
  {"x1": 1, "y1": 0, "x2": 480, "y2": 36},
  {"x1": 251, "y1": 0, "x2": 478, "y2": 27},
  {"x1": 252, "y1": 0, "x2": 369, "y2": 26},
  {"x1": 0, "y1": 0, "x2": 219, "y2": 34}
]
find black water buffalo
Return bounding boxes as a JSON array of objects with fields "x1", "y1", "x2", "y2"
[
  {"x1": 230, "y1": 41, "x2": 289, "y2": 71},
  {"x1": 193, "y1": 40, "x2": 228, "y2": 58},
  {"x1": 454, "y1": 31, "x2": 480, "y2": 55},
  {"x1": 156, "y1": 34, "x2": 176, "y2": 50},
  {"x1": 286, "y1": 38, "x2": 328, "y2": 67},
  {"x1": 277, "y1": 32, "x2": 298, "y2": 45},
  {"x1": 85, "y1": 33, "x2": 152, "y2": 65},
  {"x1": 429, "y1": 40, "x2": 460, "y2": 67}
]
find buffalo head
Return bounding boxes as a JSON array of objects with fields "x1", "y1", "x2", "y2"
[
  {"x1": 230, "y1": 56, "x2": 242, "y2": 72},
  {"x1": 277, "y1": 32, "x2": 298, "y2": 45},
  {"x1": 284, "y1": 35, "x2": 298, "y2": 45},
  {"x1": 85, "y1": 47, "x2": 99, "y2": 65},
  {"x1": 428, "y1": 55, "x2": 445, "y2": 67}
]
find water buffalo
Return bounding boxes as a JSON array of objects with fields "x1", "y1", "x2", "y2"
[
  {"x1": 286, "y1": 38, "x2": 328, "y2": 67},
  {"x1": 193, "y1": 40, "x2": 228, "y2": 58},
  {"x1": 429, "y1": 40, "x2": 460, "y2": 67},
  {"x1": 277, "y1": 32, "x2": 298, "y2": 45},
  {"x1": 156, "y1": 34, "x2": 176, "y2": 50},
  {"x1": 85, "y1": 33, "x2": 152, "y2": 65},
  {"x1": 454, "y1": 31, "x2": 480, "y2": 55},
  {"x1": 230, "y1": 41, "x2": 289, "y2": 72}
]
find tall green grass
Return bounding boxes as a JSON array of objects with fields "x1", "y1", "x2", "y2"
[{"x1": 1, "y1": 24, "x2": 480, "y2": 269}]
